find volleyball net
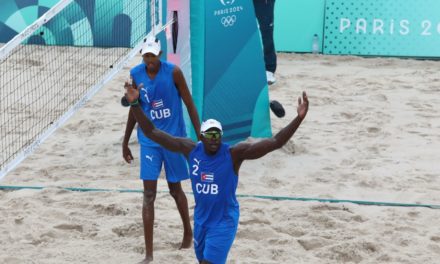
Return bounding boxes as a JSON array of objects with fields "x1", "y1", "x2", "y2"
[{"x1": 0, "y1": 0, "x2": 168, "y2": 180}]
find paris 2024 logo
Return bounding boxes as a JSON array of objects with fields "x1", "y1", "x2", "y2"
[
  {"x1": 215, "y1": 0, "x2": 243, "y2": 28},
  {"x1": 220, "y1": 0, "x2": 235, "y2": 5}
]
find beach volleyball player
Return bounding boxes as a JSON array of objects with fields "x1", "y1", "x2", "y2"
[
  {"x1": 123, "y1": 81, "x2": 308, "y2": 263},
  {"x1": 122, "y1": 37, "x2": 200, "y2": 263}
]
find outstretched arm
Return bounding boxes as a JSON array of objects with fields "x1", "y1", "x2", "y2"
[
  {"x1": 173, "y1": 66, "x2": 201, "y2": 138},
  {"x1": 231, "y1": 92, "x2": 309, "y2": 169},
  {"x1": 124, "y1": 82, "x2": 196, "y2": 156}
]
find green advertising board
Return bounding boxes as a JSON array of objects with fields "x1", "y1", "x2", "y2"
[{"x1": 324, "y1": 0, "x2": 440, "y2": 57}]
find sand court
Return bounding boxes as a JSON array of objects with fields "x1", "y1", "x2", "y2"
[{"x1": 1, "y1": 52, "x2": 440, "y2": 263}]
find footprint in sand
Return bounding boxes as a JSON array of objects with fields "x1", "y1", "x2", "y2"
[
  {"x1": 281, "y1": 140, "x2": 295, "y2": 154},
  {"x1": 240, "y1": 218, "x2": 271, "y2": 226},
  {"x1": 93, "y1": 203, "x2": 128, "y2": 216},
  {"x1": 320, "y1": 61, "x2": 337, "y2": 66},
  {"x1": 350, "y1": 215, "x2": 367, "y2": 223},
  {"x1": 262, "y1": 176, "x2": 284, "y2": 189},
  {"x1": 311, "y1": 204, "x2": 344, "y2": 211},
  {"x1": 273, "y1": 226, "x2": 306, "y2": 237},
  {"x1": 430, "y1": 236, "x2": 440, "y2": 242},
  {"x1": 407, "y1": 211, "x2": 420, "y2": 218},
  {"x1": 369, "y1": 94, "x2": 388, "y2": 102},
  {"x1": 267, "y1": 238, "x2": 292, "y2": 246},
  {"x1": 297, "y1": 238, "x2": 326, "y2": 251},
  {"x1": 367, "y1": 127, "x2": 380, "y2": 134},
  {"x1": 340, "y1": 112, "x2": 358, "y2": 121},
  {"x1": 326, "y1": 243, "x2": 364, "y2": 263},
  {"x1": 428, "y1": 244, "x2": 440, "y2": 254},
  {"x1": 133, "y1": 246, "x2": 145, "y2": 254},
  {"x1": 53, "y1": 223, "x2": 83, "y2": 232},
  {"x1": 112, "y1": 223, "x2": 142, "y2": 237}
]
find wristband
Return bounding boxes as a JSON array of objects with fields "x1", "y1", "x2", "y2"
[{"x1": 129, "y1": 98, "x2": 140, "y2": 107}]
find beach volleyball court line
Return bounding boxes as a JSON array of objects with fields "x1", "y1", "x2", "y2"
[{"x1": 0, "y1": 185, "x2": 439, "y2": 209}]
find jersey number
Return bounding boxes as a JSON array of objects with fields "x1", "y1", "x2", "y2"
[{"x1": 192, "y1": 164, "x2": 199, "y2": 176}]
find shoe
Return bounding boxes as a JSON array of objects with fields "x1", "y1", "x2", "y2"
[
  {"x1": 266, "y1": 71, "x2": 276, "y2": 85},
  {"x1": 269, "y1": 100, "x2": 285, "y2": 118}
]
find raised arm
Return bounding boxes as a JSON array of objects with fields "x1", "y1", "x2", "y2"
[
  {"x1": 231, "y1": 92, "x2": 309, "y2": 170},
  {"x1": 124, "y1": 82, "x2": 196, "y2": 157},
  {"x1": 173, "y1": 66, "x2": 201, "y2": 138}
]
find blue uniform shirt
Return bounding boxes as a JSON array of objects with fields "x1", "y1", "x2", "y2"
[
  {"x1": 188, "y1": 142, "x2": 240, "y2": 228},
  {"x1": 130, "y1": 60, "x2": 186, "y2": 147}
]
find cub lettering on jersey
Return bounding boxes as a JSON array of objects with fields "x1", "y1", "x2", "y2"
[
  {"x1": 196, "y1": 183, "x2": 219, "y2": 195},
  {"x1": 192, "y1": 158, "x2": 219, "y2": 195},
  {"x1": 150, "y1": 108, "x2": 171, "y2": 120}
]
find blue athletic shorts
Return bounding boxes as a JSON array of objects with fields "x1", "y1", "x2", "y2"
[
  {"x1": 140, "y1": 145, "x2": 189, "y2": 183},
  {"x1": 193, "y1": 223, "x2": 238, "y2": 264}
]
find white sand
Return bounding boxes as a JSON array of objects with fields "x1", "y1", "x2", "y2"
[{"x1": 1, "y1": 53, "x2": 440, "y2": 263}]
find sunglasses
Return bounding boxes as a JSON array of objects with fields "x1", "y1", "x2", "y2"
[{"x1": 201, "y1": 131, "x2": 223, "y2": 139}]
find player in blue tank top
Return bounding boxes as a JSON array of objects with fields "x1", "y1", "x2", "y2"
[
  {"x1": 122, "y1": 37, "x2": 200, "y2": 263},
  {"x1": 123, "y1": 83, "x2": 309, "y2": 264}
]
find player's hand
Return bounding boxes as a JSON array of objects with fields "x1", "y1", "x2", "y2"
[
  {"x1": 124, "y1": 82, "x2": 142, "y2": 104},
  {"x1": 297, "y1": 91, "x2": 309, "y2": 120},
  {"x1": 122, "y1": 144, "x2": 134, "y2": 163}
]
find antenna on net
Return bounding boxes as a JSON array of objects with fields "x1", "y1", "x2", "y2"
[
  {"x1": 151, "y1": 0, "x2": 156, "y2": 37},
  {"x1": 150, "y1": 0, "x2": 163, "y2": 40},
  {"x1": 148, "y1": 0, "x2": 164, "y2": 42}
]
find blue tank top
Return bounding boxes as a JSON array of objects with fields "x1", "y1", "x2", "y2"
[
  {"x1": 188, "y1": 142, "x2": 239, "y2": 227},
  {"x1": 130, "y1": 60, "x2": 186, "y2": 147}
]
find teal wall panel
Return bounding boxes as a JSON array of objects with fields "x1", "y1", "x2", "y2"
[
  {"x1": 274, "y1": 0, "x2": 325, "y2": 52},
  {"x1": 324, "y1": 0, "x2": 440, "y2": 57},
  {"x1": 192, "y1": 0, "x2": 272, "y2": 143}
]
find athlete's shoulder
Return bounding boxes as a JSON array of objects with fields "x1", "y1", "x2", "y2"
[{"x1": 228, "y1": 141, "x2": 249, "y2": 156}]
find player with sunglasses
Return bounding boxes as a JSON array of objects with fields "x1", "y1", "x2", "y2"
[{"x1": 124, "y1": 82, "x2": 308, "y2": 264}]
